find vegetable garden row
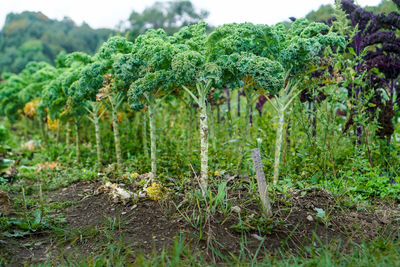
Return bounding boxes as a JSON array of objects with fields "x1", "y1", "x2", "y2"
[{"x1": 1, "y1": 0, "x2": 399, "y2": 200}]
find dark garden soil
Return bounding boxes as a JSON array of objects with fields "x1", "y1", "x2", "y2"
[{"x1": 2, "y1": 180, "x2": 400, "y2": 266}]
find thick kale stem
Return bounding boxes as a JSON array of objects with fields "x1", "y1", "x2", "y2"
[
  {"x1": 40, "y1": 117, "x2": 48, "y2": 148},
  {"x1": 225, "y1": 88, "x2": 232, "y2": 137},
  {"x1": 182, "y1": 82, "x2": 211, "y2": 194},
  {"x1": 89, "y1": 104, "x2": 103, "y2": 172},
  {"x1": 66, "y1": 121, "x2": 71, "y2": 147},
  {"x1": 148, "y1": 103, "x2": 157, "y2": 178},
  {"x1": 199, "y1": 93, "x2": 208, "y2": 193},
  {"x1": 56, "y1": 126, "x2": 60, "y2": 145},
  {"x1": 142, "y1": 112, "x2": 148, "y2": 158},
  {"x1": 94, "y1": 117, "x2": 102, "y2": 172},
  {"x1": 108, "y1": 92, "x2": 124, "y2": 171},
  {"x1": 273, "y1": 109, "x2": 285, "y2": 185},
  {"x1": 237, "y1": 90, "x2": 241, "y2": 117},
  {"x1": 75, "y1": 119, "x2": 80, "y2": 163},
  {"x1": 111, "y1": 103, "x2": 122, "y2": 171}
]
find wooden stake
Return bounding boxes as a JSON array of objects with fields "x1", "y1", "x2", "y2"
[{"x1": 251, "y1": 148, "x2": 272, "y2": 216}]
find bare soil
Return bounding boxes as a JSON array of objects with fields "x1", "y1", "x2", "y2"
[{"x1": 1, "y1": 180, "x2": 399, "y2": 266}]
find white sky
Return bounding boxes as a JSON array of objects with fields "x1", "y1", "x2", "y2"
[{"x1": 0, "y1": 0, "x2": 382, "y2": 30}]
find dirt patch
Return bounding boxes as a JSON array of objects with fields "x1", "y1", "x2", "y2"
[
  {"x1": 2, "y1": 181, "x2": 399, "y2": 265},
  {"x1": 1, "y1": 180, "x2": 189, "y2": 265}
]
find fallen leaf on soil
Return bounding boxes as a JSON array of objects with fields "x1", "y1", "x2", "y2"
[
  {"x1": 36, "y1": 162, "x2": 63, "y2": 173},
  {"x1": 21, "y1": 140, "x2": 35, "y2": 151},
  {"x1": 0, "y1": 190, "x2": 12, "y2": 215},
  {"x1": 95, "y1": 182, "x2": 138, "y2": 204},
  {"x1": 145, "y1": 183, "x2": 168, "y2": 201}
]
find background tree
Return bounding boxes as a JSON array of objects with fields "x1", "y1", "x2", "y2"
[
  {"x1": 0, "y1": 11, "x2": 114, "y2": 74},
  {"x1": 306, "y1": 4, "x2": 335, "y2": 21},
  {"x1": 304, "y1": 0, "x2": 398, "y2": 22},
  {"x1": 125, "y1": 0, "x2": 209, "y2": 40}
]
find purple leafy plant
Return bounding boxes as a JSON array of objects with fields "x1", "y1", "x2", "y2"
[{"x1": 341, "y1": 0, "x2": 400, "y2": 142}]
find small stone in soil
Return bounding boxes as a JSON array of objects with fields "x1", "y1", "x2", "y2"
[
  {"x1": 251, "y1": 234, "x2": 263, "y2": 241},
  {"x1": 231, "y1": 206, "x2": 241, "y2": 213}
]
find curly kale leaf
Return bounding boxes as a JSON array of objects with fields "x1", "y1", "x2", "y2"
[{"x1": 128, "y1": 70, "x2": 174, "y2": 110}]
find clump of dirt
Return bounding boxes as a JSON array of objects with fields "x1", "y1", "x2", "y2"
[
  {"x1": 2, "y1": 181, "x2": 399, "y2": 265},
  {"x1": 273, "y1": 187, "x2": 400, "y2": 252},
  {"x1": 290, "y1": 187, "x2": 337, "y2": 210}
]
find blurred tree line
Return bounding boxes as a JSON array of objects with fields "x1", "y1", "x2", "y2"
[
  {"x1": 0, "y1": 0, "x2": 208, "y2": 75},
  {"x1": 0, "y1": 0, "x2": 393, "y2": 76},
  {"x1": 0, "y1": 11, "x2": 114, "y2": 74},
  {"x1": 124, "y1": 0, "x2": 209, "y2": 40},
  {"x1": 306, "y1": 0, "x2": 399, "y2": 22}
]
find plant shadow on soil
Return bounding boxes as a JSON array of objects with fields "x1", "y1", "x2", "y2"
[{"x1": 1, "y1": 179, "x2": 399, "y2": 266}]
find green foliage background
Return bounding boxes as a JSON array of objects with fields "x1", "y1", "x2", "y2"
[{"x1": 0, "y1": 11, "x2": 114, "y2": 74}]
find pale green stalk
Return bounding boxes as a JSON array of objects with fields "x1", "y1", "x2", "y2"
[
  {"x1": 40, "y1": 117, "x2": 48, "y2": 148},
  {"x1": 75, "y1": 119, "x2": 80, "y2": 163},
  {"x1": 143, "y1": 90, "x2": 171, "y2": 179},
  {"x1": 183, "y1": 80, "x2": 213, "y2": 194},
  {"x1": 273, "y1": 110, "x2": 285, "y2": 185},
  {"x1": 148, "y1": 103, "x2": 157, "y2": 178},
  {"x1": 236, "y1": 87, "x2": 257, "y2": 172},
  {"x1": 56, "y1": 126, "x2": 61, "y2": 145},
  {"x1": 199, "y1": 96, "x2": 208, "y2": 191},
  {"x1": 267, "y1": 79, "x2": 302, "y2": 185},
  {"x1": 109, "y1": 92, "x2": 124, "y2": 171},
  {"x1": 66, "y1": 121, "x2": 71, "y2": 147},
  {"x1": 142, "y1": 112, "x2": 148, "y2": 158},
  {"x1": 86, "y1": 102, "x2": 106, "y2": 172}
]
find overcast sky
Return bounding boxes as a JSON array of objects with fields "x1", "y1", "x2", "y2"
[{"x1": 0, "y1": 0, "x2": 382, "y2": 29}]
